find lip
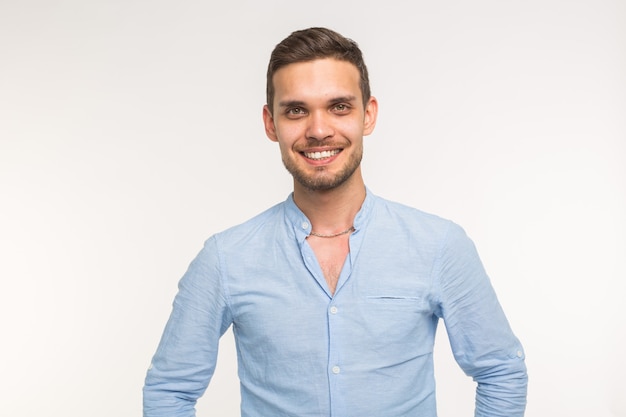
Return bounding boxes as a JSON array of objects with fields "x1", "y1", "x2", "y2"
[{"x1": 299, "y1": 147, "x2": 343, "y2": 165}]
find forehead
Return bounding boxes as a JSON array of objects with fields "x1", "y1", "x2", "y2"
[{"x1": 272, "y1": 58, "x2": 361, "y2": 102}]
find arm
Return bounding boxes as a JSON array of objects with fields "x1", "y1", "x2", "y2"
[
  {"x1": 143, "y1": 236, "x2": 233, "y2": 417},
  {"x1": 434, "y1": 224, "x2": 528, "y2": 416}
]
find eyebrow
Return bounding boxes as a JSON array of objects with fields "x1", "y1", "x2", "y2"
[
  {"x1": 277, "y1": 95, "x2": 358, "y2": 108},
  {"x1": 277, "y1": 100, "x2": 306, "y2": 109},
  {"x1": 328, "y1": 95, "x2": 357, "y2": 105}
]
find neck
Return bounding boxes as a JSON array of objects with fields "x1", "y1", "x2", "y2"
[{"x1": 292, "y1": 171, "x2": 366, "y2": 235}]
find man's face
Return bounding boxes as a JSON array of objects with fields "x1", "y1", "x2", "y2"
[{"x1": 263, "y1": 58, "x2": 377, "y2": 192}]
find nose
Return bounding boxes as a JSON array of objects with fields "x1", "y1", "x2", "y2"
[{"x1": 305, "y1": 110, "x2": 334, "y2": 141}]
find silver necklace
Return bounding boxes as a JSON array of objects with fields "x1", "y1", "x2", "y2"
[{"x1": 309, "y1": 226, "x2": 355, "y2": 238}]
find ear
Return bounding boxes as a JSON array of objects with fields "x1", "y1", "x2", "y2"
[
  {"x1": 263, "y1": 105, "x2": 279, "y2": 142},
  {"x1": 363, "y1": 96, "x2": 378, "y2": 136}
]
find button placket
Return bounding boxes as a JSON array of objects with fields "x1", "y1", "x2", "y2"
[{"x1": 327, "y1": 302, "x2": 341, "y2": 382}]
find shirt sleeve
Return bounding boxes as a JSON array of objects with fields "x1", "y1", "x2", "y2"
[
  {"x1": 433, "y1": 223, "x2": 528, "y2": 416},
  {"x1": 143, "y1": 236, "x2": 233, "y2": 417}
]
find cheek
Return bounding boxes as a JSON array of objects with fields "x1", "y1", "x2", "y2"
[
  {"x1": 275, "y1": 124, "x2": 303, "y2": 146},
  {"x1": 337, "y1": 120, "x2": 364, "y2": 140},
  {"x1": 278, "y1": 141, "x2": 293, "y2": 156}
]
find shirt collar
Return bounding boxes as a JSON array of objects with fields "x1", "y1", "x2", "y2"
[{"x1": 284, "y1": 188, "x2": 376, "y2": 243}]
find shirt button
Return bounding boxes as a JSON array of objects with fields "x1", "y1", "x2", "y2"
[
  {"x1": 329, "y1": 306, "x2": 338, "y2": 314},
  {"x1": 517, "y1": 350, "x2": 523, "y2": 358},
  {"x1": 332, "y1": 366, "x2": 340, "y2": 374},
  {"x1": 301, "y1": 222, "x2": 309, "y2": 229}
]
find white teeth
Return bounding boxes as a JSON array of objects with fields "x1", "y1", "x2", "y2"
[{"x1": 304, "y1": 150, "x2": 340, "y2": 160}]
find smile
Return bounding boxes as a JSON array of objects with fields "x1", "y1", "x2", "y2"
[{"x1": 303, "y1": 149, "x2": 341, "y2": 160}]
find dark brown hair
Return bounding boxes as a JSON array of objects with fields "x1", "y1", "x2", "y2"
[{"x1": 266, "y1": 27, "x2": 371, "y2": 113}]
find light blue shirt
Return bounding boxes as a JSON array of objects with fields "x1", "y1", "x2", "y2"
[{"x1": 143, "y1": 191, "x2": 527, "y2": 416}]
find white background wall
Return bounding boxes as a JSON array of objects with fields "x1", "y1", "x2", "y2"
[{"x1": 1, "y1": 0, "x2": 624, "y2": 416}]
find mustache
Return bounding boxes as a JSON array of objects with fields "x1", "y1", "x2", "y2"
[{"x1": 296, "y1": 139, "x2": 347, "y2": 150}]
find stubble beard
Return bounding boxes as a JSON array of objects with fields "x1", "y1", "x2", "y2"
[{"x1": 282, "y1": 145, "x2": 363, "y2": 192}]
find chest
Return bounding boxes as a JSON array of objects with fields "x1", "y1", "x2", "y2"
[{"x1": 306, "y1": 236, "x2": 350, "y2": 294}]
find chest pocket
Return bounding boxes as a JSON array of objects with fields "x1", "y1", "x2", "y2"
[{"x1": 365, "y1": 294, "x2": 430, "y2": 313}]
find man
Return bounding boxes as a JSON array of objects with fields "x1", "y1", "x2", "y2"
[{"x1": 143, "y1": 27, "x2": 528, "y2": 416}]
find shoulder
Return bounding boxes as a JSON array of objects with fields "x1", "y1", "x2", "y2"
[
  {"x1": 370, "y1": 194, "x2": 460, "y2": 237},
  {"x1": 366, "y1": 194, "x2": 478, "y2": 260},
  {"x1": 207, "y1": 200, "x2": 287, "y2": 251}
]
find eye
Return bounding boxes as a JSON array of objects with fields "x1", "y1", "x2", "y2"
[
  {"x1": 332, "y1": 103, "x2": 350, "y2": 113},
  {"x1": 286, "y1": 107, "x2": 307, "y2": 117}
]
